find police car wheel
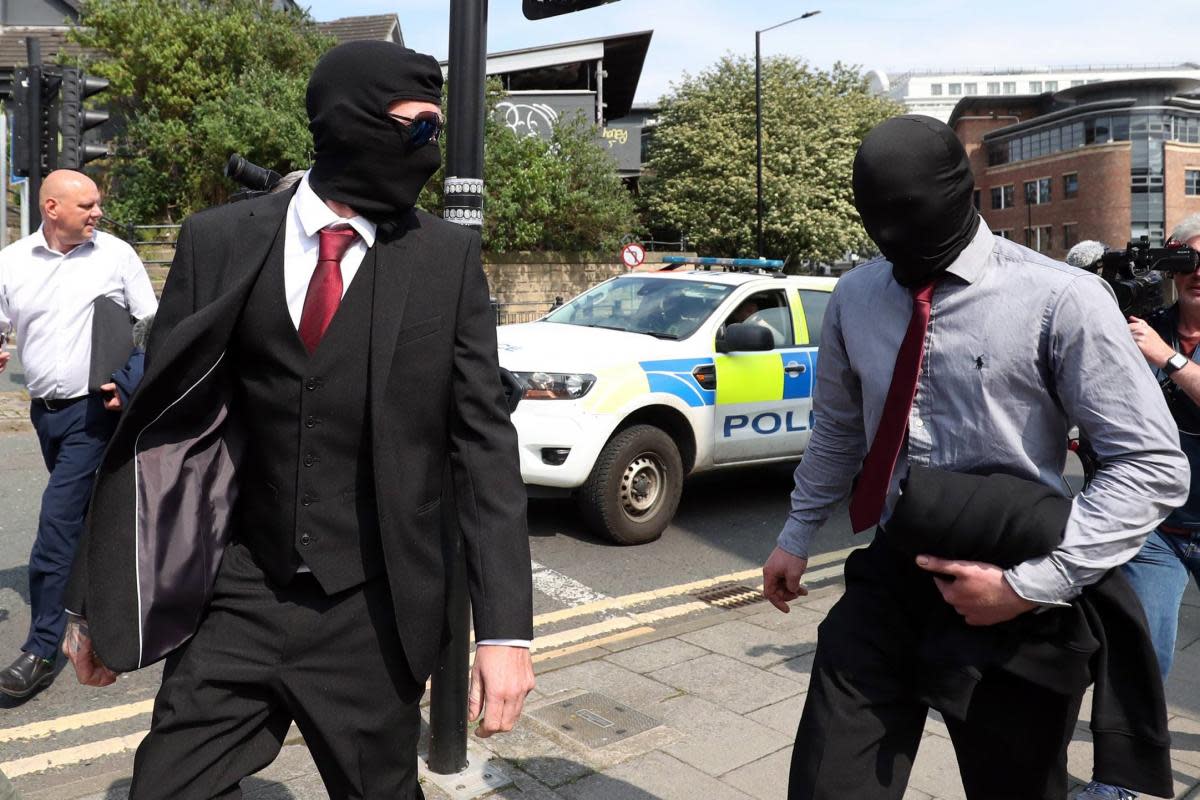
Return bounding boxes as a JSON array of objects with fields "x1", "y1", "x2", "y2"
[{"x1": 578, "y1": 424, "x2": 683, "y2": 545}]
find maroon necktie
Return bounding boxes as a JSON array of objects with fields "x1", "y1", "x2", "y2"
[
  {"x1": 847, "y1": 281, "x2": 937, "y2": 533},
  {"x1": 298, "y1": 225, "x2": 357, "y2": 354}
]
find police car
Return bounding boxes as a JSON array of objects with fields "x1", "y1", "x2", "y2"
[{"x1": 497, "y1": 260, "x2": 835, "y2": 545}]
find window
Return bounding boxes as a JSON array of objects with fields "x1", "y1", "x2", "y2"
[
  {"x1": 796, "y1": 290, "x2": 830, "y2": 347},
  {"x1": 1025, "y1": 225, "x2": 1053, "y2": 253},
  {"x1": 987, "y1": 81, "x2": 1001, "y2": 94},
  {"x1": 1063, "y1": 172, "x2": 1078, "y2": 199},
  {"x1": 1030, "y1": 81, "x2": 1043, "y2": 93},
  {"x1": 1071, "y1": 79, "x2": 1085, "y2": 87},
  {"x1": 964, "y1": 82, "x2": 978, "y2": 94},
  {"x1": 1045, "y1": 81, "x2": 1058, "y2": 92},
  {"x1": 948, "y1": 82, "x2": 962, "y2": 96},
  {"x1": 1187, "y1": 170, "x2": 1200, "y2": 196},
  {"x1": 1063, "y1": 223, "x2": 1077, "y2": 250},
  {"x1": 726, "y1": 289, "x2": 792, "y2": 348},
  {"x1": 992, "y1": 229, "x2": 1013, "y2": 240},
  {"x1": 1024, "y1": 177, "x2": 1051, "y2": 205},
  {"x1": 930, "y1": 83, "x2": 943, "y2": 96},
  {"x1": 1003, "y1": 81, "x2": 1017, "y2": 94},
  {"x1": 991, "y1": 184, "x2": 1014, "y2": 209}
]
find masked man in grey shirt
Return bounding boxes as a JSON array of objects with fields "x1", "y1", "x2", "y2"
[{"x1": 763, "y1": 115, "x2": 1188, "y2": 799}]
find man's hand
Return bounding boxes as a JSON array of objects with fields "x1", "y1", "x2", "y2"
[
  {"x1": 762, "y1": 546, "x2": 809, "y2": 613},
  {"x1": 0, "y1": 349, "x2": 9, "y2": 374},
  {"x1": 99, "y1": 382, "x2": 122, "y2": 411},
  {"x1": 1128, "y1": 315, "x2": 1175, "y2": 368},
  {"x1": 469, "y1": 644, "x2": 535, "y2": 738},
  {"x1": 915, "y1": 555, "x2": 1037, "y2": 626},
  {"x1": 62, "y1": 616, "x2": 119, "y2": 687}
]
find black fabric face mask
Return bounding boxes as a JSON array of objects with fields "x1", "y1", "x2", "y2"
[
  {"x1": 852, "y1": 115, "x2": 980, "y2": 288},
  {"x1": 306, "y1": 41, "x2": 444, "y2": 224}
]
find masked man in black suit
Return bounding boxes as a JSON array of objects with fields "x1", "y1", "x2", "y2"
[{"x1": 61, "y1": 42, "x2": 535, "y2": 800}]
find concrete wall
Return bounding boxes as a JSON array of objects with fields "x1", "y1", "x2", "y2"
[
  {"x1": 483, "y1": 252, "x2": 624, "y2": 315},
  {"x1": 482, "y1": 252, "x2": 698, "y2": 321}
]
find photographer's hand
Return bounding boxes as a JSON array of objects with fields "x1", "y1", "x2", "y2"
[{"x1": 1128, "y1": 316, "x2": 1175, "y2": 368}]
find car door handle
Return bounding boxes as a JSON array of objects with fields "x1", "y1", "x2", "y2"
[{"x1": 784, "y1": 361, "x2": 807, "y2": 377}]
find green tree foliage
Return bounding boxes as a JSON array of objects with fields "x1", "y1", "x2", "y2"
[
  {"x1": 641, "y1": 55, "x2": 901, "y2": 266},
  {"x1": 420, "y1": 80, "x2": 638, "y2": 254},
  {"x1": 69, "y1": 0, "x2": 332, "y2": 222}
]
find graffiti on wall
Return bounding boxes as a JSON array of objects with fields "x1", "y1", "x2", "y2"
[{"x1": 496, "y1": 101, "x2": 562, "y2": 138}]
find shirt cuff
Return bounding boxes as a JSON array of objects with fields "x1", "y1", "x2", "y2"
[
  {"x1": 777, "y1": 518, "x2": 817, "y2": 559},
  {"x1": 1004, "y1": 556, "x2": 1076, "y2": 608},
  {"x1": 476, "y1": 639, "x2": 531, "y2": 649}
]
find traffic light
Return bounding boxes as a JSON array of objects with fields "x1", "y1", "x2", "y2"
[
  {"x1": 522, "y1": 0, "x2": 620, "y2": 19},
  {"x1": 58, "y1": 67, "x2": 111, "y2": 170},
  {"x1": 11, "y1": 65, "x2": 60, "y2": 177}
]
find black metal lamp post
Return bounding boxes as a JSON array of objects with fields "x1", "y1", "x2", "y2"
[{"x1": 755, "y1": 10, "x2": 820, "y2": 259}]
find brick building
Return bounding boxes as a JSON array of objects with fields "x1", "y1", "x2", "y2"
[{"x1": 950, "y1": 77, "x2": 1200, "y2": 260}]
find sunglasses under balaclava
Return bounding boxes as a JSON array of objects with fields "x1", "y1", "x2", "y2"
[
  {"x1": 852, "y1": 115, "x2": 980, "y2": 289},
  {"x1": 306, "y1": 41, "x2": 443, "y2": 224}
]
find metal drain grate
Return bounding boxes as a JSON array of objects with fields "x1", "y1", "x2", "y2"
[
  {"x1": 693, "y1": 582, "x2": 765, "y2": 609},
  {"x1": 531, "y1": 692, "x2": 660, "y2": 749}
]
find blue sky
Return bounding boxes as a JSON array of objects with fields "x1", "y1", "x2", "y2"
[{"x1": 300, "y1": 1, "x2": 1196, "y2": 104}]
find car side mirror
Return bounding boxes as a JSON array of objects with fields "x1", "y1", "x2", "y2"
[
  {"x1": 716, "y1": 322, "x2": 775, "y2": 353},
  {"x1": 499, "y1": 367, "x2": 523, "y2": 412}
]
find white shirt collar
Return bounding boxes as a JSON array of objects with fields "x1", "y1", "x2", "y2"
[
  {"x1": 294, "y1": 172, "x2": 376, "y2": 248},
  {"x1": 30, "y1": 226, "x2": 97, "y2": 257}
]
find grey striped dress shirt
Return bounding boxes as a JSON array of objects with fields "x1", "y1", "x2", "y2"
[{"x1": 779, "y1": 222, "x2": 1189, "y2": 604}]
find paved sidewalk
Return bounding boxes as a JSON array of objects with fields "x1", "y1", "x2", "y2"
[
  {"x1": 0, "y1": 391, "x2": 30, "y2": 433},
  {"x1": 57, "y1": 580, "x2": 1200, "y2": 800}
]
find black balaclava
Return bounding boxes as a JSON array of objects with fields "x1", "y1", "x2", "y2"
[
  {"x1": 307, "y1": 41, "x2": 443, "y2": 223},
  {"x1": 852, "y1": 115, "x2": 980, "y2": 288}
]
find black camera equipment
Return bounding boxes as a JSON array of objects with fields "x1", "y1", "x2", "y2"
[
  {"x1": 1089, "y1": 237, "x2": 1200, "y2": 318},
  {"x1": 224, "y1": 154, "x2": 282, "y2": 201}
]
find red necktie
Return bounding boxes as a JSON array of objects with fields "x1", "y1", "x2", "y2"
[
  {"x1": 298, "y1": 226, "x2": 357, "y2": 354},
  {"x1": 848, "y1": 281, "x2": 937, "y2": 533}
]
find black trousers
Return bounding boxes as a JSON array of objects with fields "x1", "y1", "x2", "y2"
[
  {"x1": 788, "y1": 538, "x2": 1085, "y2": 800},
  {"x1": 130, "y1": 542, "x2": 425, "y2": 800}
]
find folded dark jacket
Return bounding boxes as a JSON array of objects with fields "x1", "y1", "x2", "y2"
[
  {"x1": 888, "y1": 466, "x2": 1171, "y2": 797},
  {"x1": 110, "y1": 348, "x2": 145, "y2": 409}
]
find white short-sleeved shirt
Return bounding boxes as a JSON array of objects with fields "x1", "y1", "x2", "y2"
[{"x1": 0, "y1": 228, "x2": 158, "y2": 400}]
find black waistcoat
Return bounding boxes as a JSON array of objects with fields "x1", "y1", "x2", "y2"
[{"x1": 231, "y1": 230, "x2": 383, "y2": 594}]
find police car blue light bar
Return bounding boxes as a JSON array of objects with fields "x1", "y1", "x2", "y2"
[{"x1": 661, "y1": 255, "x2": 785, "y2": 270}]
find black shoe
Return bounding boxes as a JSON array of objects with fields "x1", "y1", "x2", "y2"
[{"x1": 0, "y1": 652, "x2": 56, "y2": 698}]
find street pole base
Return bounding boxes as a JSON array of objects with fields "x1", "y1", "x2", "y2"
[{"x1": 419, "y1": 738, "x2": 512, "y2": 798}]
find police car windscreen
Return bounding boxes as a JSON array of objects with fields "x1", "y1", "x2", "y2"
[{"x1": 543, "y1": 277, "x2": 735, "y2": 340}]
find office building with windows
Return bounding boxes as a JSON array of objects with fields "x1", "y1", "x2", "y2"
[
  {"x1": 950, "y1": 77, "x2": 1200, "y2": 259},
  {"x1": 869, "y1": 64, "x2": 1200, "y2": 123}
]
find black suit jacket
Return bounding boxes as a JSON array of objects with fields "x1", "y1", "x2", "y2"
[{"x1": 65, "y1": 190, "x2": 533, "y2": 680}]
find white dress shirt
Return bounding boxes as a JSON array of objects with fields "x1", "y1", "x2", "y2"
[
  {"x1": 0, "y1": 228, "x2": 157, "y2": 400},
  {"x1": 284, "y1": 173, "x2": 376, "y2": 326},
  {"x1": 285, "y1": 174, "x2": 529, "y2": 649}
]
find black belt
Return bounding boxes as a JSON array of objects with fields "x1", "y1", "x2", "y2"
[
  {"x1": 31, "y1": 395, "x2": 89, "y2": 411},
  {"x1": 1159, "y1": 523, "x2": 1199, "y2": 537}
]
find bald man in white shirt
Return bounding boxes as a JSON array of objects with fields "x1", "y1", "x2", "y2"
[{"x1": 0, "y1": 170, "x2": 157, "y2": 699}]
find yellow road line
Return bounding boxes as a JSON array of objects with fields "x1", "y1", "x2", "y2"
[
  {"x1": 532, "y1": 627, "x2": 656, "y2": 663},
  {"x1": 3, "y1": 731, "x2": 147, "y2": 777},
  {"x1": 0, "y1": 699, "x2": 154, "y2": 744},
  {"x1": 530, "y1": 560, "x2": 845, "y2": 654},
  {"x1": 532, "y1": 544, "x2": 860, "y2": 627}
]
